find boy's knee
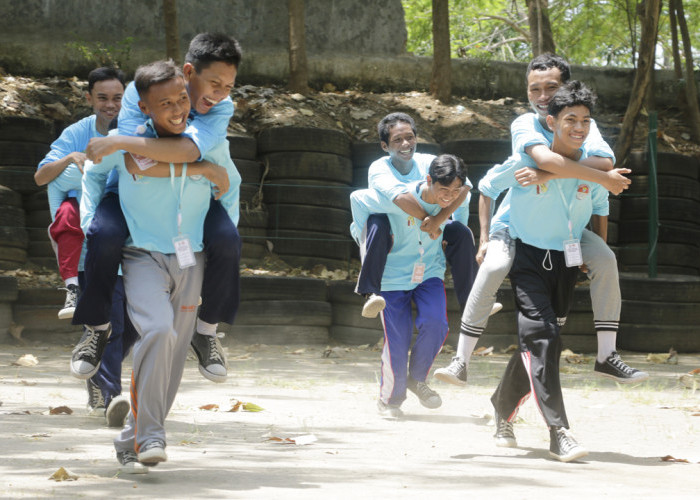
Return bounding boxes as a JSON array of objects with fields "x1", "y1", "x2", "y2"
[
  {"x1": 368, "y1": 214, "x2": 390, "y2": 233},
  {"x1": 86, "y1": 222, "x2": 127, "y2": 253},
  {"x1": 443, "y1": 221, "x2": 470, "y2": 244}
]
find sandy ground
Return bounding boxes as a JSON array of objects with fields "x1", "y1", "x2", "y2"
[{"x1": 1, "y1": 340, "x2": 699, "y2": 499}]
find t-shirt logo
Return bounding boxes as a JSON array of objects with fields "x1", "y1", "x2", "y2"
[
  {"x1": 407, "y1": 216, "x2": 416, "y2": 226},
  {"x1": 536, "y1": 183, "x2": 549, "y2": 194},
  {"x1": 576, "y1": 184, "x2": 590, "y2": 200}
]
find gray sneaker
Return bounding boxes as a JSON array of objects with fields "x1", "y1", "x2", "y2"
[
  {"x1": 407, "y1": 378, "x2": 442, "y2": 409},
  {"x1": 117, "y1": 449, "x2": 148, "y2": 474},
  {"x1": 377, "y1": 399, "x2": 403, "y2": 420},
  {"x1": 594, "y1": 351, "x2": 649, "y2": 384},
  {"x1": 494, "y1": 412, "x2": 517, "y2": 448},
  {"x1": 190, "y1": 332, "x2": 227, "y2": 383},
  {"x1": 137, "y1": 440, "x2": 167, "y2": 466},
  {"x1": 549, "y1": 427, "x2": 588, "y2": 462},
  {"x1": 362, "y1": 293, "x2": 386, "y2": 318},
  {"x1": 86, "y1": 379, "x2": 105, "y2": 416},
  {"x1": 433, "y1": 356, "x2": 467, "y2": 386}
]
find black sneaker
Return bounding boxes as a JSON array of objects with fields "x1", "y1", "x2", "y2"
[
  {"x1": 406, "y1": 378, "x2": 442, "y2": 409},
  {"x1": 70, "y1": 324, "x2": 112, "y2": 379},
  {"x1": 594, "y1": 351, "x2": 649, "y2": 384},
  {"x1": 362, "y1": 293, "x2": 386, "y2": 318},
  {"x1": 105, "y1": 395, "x2": 130, "y2": 428},
  {"x1": 433, "y1": 356, "x2": 467, "y2": 386},
  {"x1": 549, "y1": 427, "x2": 588, "y2": 462},
  {"x1": 86, "y1": 379, "x2": 105, "y2": 416},
  {"x1": 191, "y1": 332, "x2": 227, "y2": 383},
  {"x1": 117, "y1": 449, "x2": 148, "y2": 474},
  {"x1": 138, "y1": 440, "x2": 167, "y2": 466},
  {"x1": 58, "y1": 284, "x2": 80, "y2": 320},
  {"x1": 494, "y1": 412, "x2": 517, "y2": 448}
]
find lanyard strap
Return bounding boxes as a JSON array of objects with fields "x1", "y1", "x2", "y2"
[
  {"x1": 553, "y1": 181, "x2": 575, "y2": 239},
  {"x1": 169, "y1": 163, "x2": 188, "y2": 234}
]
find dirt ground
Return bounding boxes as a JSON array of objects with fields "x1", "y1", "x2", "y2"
[{"x1": 1, "y1": 340, "x2": 699, "y2": 499}]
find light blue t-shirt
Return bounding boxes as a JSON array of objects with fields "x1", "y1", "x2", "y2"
[
  {"x1": 38, "y1": 115, "x2": 105, "y2": 213},
  {"x1": 118, "y1": 81, "x2": 234, "y2": 161},
  {"x1": 351, "y1": 182, "x2": 457, "y2": 291},
  {"x1": 81, "y1": 127, "x2": 240, "y2": 253},
  {"x1": 480, "y1": 149, "x2": 609, "y2": 250}
]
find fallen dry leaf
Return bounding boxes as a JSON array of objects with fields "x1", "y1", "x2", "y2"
[
  {"x1": 661, "y1": 455, "x2": 690, "y2": 463},
  {"x1": 199, "y1": 404, "x2": 219, "y2": 411},
  {"x1": 48, "y1": 467, "x2": 78, "y2": 481},
  {"x1": 267, "y1": 434, "x2": 317, "y2": 445},
  {"x1": 242, "y1": 402, "x2": 264, "y2": 412},
  {"x1": 473, "y1": 346, "x2": 494, "y2": 356},
  {"x1": 502, "y1": 344, "x2": 518, "y2": 354},
  {"x1": 12, "y1": 354, "x2": 38, "y2": 367},
  {"x1": 49, "y1": 406, "x2": 73, "y2": 415},
  {"x1": 647, "y1": 353, "x2": 671, "y2": 364},
  {"x1": 20, "y1": 380, "x2": 37, "y2": 386}
]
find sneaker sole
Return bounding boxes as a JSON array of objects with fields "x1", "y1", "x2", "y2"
[
  {"x1": 106, "y1": 398, "x2": 130, "y2": 428},
  {"x1": 433, "y1": 370, "x2": 467, "y2": 386},
  {"x1": 550, "y1": 448, "x2": 588, "y2": 462},
  {"x1": 594, "y1": 370, "x2": 650, "y2": 384},
  {"x1": 489, "y1": 302, "x2": 503, "y2": 317},
  {"x1": 495, "y1": 437, "x2": 517, "y2": 448},
  {"x1": 119, "y1": 462, "x2": 149, "y2": 474},
  {"x1": 198, "y1": 364, "x2": 227, "y2": 384},
  {"x1": 58, "y1": 307, "x2": 75, "y2": 320},
  {"x1": 138, "y1": 448, "x2": 168, "y2": 466},
  {"x1": 361, "y1": 302, "x2": 385, "y2": 318}
]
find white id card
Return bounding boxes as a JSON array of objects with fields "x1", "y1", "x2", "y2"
[
  {"x1": 173, "y1": 235, "x2": 196, "y2": 269},
  {"x1": 411, "y1": 262, "x2": 425, "y2": 283},
  {"x1": 130, "y1": 152, "x2": 158, "y2": 171},
  {"x1": 563, "y1": 239, "x2": 583, "y2": 267}
]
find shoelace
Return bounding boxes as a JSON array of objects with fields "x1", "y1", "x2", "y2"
[
  {"x1": 88, "y1": 382, "x2": 105, "y2": 408},
  {"x1": 448, "y1": 357, "x2": 465, "y2": 375},
  {"x1": 608, "y1": 353, "x2": 634, "y2": 374},
  {"x1": 207, "y1": 336, "x2": 224, "y2": 363},
  {"x1": 77, "y1": 331, "x2": 100, "y2": 358},
  {"x1": 414, "y1": 382, "x2": 437, "y2": 400},
  {"x1": 556, "y1": 429, "x2": 578, "y2": 452},
  {"x1": 497, "y1": 419, "x2": 515, "y2": 438}
]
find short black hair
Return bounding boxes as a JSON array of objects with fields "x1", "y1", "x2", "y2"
[
  {"x1": 526, "y1": 53, "x2": 571, "y2": 84},
  {"x1": 87, "y1": 67, "x2": 126, "y2": 93},
  {"x1": 547, "y1": 80, "x2": 597, "y2": 118},
  {"x1": 185, "y1": 32, "x2": 243, "y2": 72},
  {"x1": 429, "y1": 154, "x2": 467, "y2": 187},
  {"x1": 134, "y1": 60, "x2": 184, "y2": 98},
  {"x1": 377, "y1": 112, "x2": 417, "y2": 144}
]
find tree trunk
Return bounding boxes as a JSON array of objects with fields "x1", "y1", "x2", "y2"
[
  {"x1": 614, "y1": 0, "x2": 662, "y2": 165},
  {"x1": 525, "y1": 0, "x2": 556, "y2": 56},
  {"x1": 163, "y1": 0, "x2": 180, "y2": 64},
  {"x1": 288, "y1": 0, "x2": 309, "y2": 94},
  {"x1": 674, "y1": 0, "x2": 700, "y2": 142},
  {"x1": 430, "y1": 0, "x2": 452, "y2": 103}
]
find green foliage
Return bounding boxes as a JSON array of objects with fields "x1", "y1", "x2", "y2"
[
  {"x1": 402, "y1": 0, "x2": 700, "y2": 68},
  {"x1": 65, "y1": 35, "x2": 134, "y2": 68}
]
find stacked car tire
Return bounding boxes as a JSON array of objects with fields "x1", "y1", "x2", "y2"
[{"x1": 260, "y1": 127, "x2": 354, "y2": 270}]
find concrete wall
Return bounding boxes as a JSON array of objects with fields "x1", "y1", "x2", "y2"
[{"x1": 0, "y1": 0, "x2": 697, "y2": 111}]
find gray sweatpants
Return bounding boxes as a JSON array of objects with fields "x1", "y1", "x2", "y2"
[
  {"x1": 460, "y1": 227, "x2": 621, "y2": 337},
  {"x1": 114, "y1": 248, "x2": 204, "y2": 454}
]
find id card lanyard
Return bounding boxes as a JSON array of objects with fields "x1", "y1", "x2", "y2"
[
  {"x1": 411, "y1": 224, "x2": 426, "y2": 283},
  {"x1": 553, "y1": 182, "x2": 583, "y2": 267},
  {"x1": 170, "y1": 163, "x2": 196, "y2": 269}
]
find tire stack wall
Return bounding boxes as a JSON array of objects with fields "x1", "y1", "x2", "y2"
[
  {"x1": 440, "y1": 139, "x2": 512, "y2": 241},
  {"x1": 260, "y1": 127, "x2": 354, "y2": 270},
  {"x1": 618, "y1": 151, "x2": 700, "y2": 275},
  {"x1": 220, "y1": 275, "x2": 331, "y2": 345},
  {"x1": 23, "y1": 190, "x2": 57, "y2": 270},
  {"x1": 617, "y1": 273, "x2": 700, "y2": 352},
  {"x1": 229, "y1": 134, "x2": 268, "y2": 265},
  {"x1": 12, "y1": 288, "x2": 81, "y2": 339},
  {"x1": 0, "y1": 184, "x2": 29, "y2": 270},
  {"x1": 0, "y1": 275, "x2": 19, "y2": 334}
]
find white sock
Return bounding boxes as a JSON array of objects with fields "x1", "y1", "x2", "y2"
[
  {"x1": 457, "y1": 335, "x2": 480, "y2": 367},
  {"x1": 196, "y1": 319, "x2": 218, "y2": 337},
  {"x1": 89, "y1": 323, "x2": 110, "y2": 331},
  {"x1": 65, "y1": 276, "x2": 79, "y2": 287},
  {"x1": 596, "y1": 331, "x2": 617, "y2": 363}
]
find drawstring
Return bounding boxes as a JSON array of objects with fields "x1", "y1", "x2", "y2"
[{"x1": 542, "y1": 249, "x2": 553, "y2": 271}]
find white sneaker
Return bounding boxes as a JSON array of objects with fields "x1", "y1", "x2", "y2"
[{"x1": 362, "y1": 294, "x2": 386, "y2": 318}]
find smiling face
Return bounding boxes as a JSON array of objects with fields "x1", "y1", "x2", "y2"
[
  {"x1": 527, "y1": 67, "x2": 563, "y2": 120},
  {"x1": 87, "y1": 78, "x2": 124, "y2": 133},
  {"x1": 137, "y1": 77, "x2": 191, "y2": 137},
  {"x1": 381, "y1": 121, "x2": 417, "y2": 170},
  {"x1": 424, "y1": 175, "x2": 464, "y2": 208},
  {"x1": 184, "y1": 61, "x2": 237, "y2": 115},
  {"x1": 547, "y1": 104, "x2": 591, "y2": 155}
]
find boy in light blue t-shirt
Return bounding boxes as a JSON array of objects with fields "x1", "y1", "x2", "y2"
[{"x1": 351, "y1": 154, "x2": 469, "y2": 419}]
